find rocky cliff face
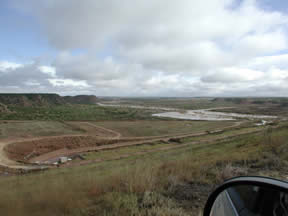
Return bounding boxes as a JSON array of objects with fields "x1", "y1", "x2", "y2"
[
  {"x1": 0, "y1": 94, "x2": 97, "y2": 106},
  {"x1": 0, "y1": 94, "x2": 66, "y2": 106}
]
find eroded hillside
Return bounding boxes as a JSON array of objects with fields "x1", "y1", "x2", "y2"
[{"x1": 0, "y1": 94, "x2": 97, "y2": 106}]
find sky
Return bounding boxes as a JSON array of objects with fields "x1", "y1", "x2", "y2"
[{"x1": 1, "y1": 0, "x2": 288, "y2": 97}]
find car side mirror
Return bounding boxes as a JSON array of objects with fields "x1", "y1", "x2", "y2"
[{"x1": 203, "y1": 176, "x2": 288, "y2": 216}]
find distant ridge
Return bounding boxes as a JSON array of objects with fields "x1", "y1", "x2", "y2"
[
  {"x1": 63, "y1": 95, "x2": 98, "y2": 104},
  {"x1": 0, "y1": 94, "x2": 97, "y2": 106}
]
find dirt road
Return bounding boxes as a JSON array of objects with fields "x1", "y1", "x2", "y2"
[
  {"x1": 83, "y1": 122, "x2": 122, "y2": 138},
  {"x1": 29, "y1": 121, "x2": 243, "y2": 164},
  {"x1": 0, "y1": 134, "x2": 93, "y2": 169},
  {"x1": 0, "y1": 121, "x2": 243, "y2": 169},
  {"x1": 0, "y1": 140, "x2": 26, "y2": 169},
  {"x1": 62, "y1": 128, "x2": 263, "y2": 168}
]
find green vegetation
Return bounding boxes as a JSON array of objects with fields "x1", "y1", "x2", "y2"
[
  {"x1": 83, "y1": 142, "x2": 176, "y2": 161},
  {"x1": 0, "y1": 123, "x2": 287, "y2": 216},
  {"x1": 218, "y1": 97, "x2": 288, "y2": 116},
  {"x1": 219, "y1": 104, "x2": 288, "y2": 116},
  {"x1": 0, "y1": 105, "x2": 156, "y2": 121},
  {"x1": 93, "y1": 120, "x2": 234, "y2": 137},
  {"x1": 113, "y1": 97, "x2": 234, "y2": 110}
]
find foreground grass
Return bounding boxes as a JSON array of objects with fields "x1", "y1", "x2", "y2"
[{"x1": 0, "y1": 124, "x2": 287, "y2": 215}]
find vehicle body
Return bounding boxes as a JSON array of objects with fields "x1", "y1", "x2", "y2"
[{"x1": 204, "y1": 176, "x2": 288, "y2": 216}]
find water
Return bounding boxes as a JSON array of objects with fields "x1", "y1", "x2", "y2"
[
  {"x1": 97, "y1": 103, "x2": 277, "y2": 121},
  {"x1": 153, "y1": 110, "x2": 277, "y2": 121}
]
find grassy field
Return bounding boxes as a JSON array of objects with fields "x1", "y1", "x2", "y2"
[
  {"x1": 0, "y1": 123, "x2": 287, "y2": 216},
  {"x1": 0, "y1": 121, "x2": 82, "y2": 139},
  {"x1": 93, "y1": 120, "x2": 235, "y2": 137},
  {"x1": 0, "y1": 119, "x2": 235, "y2": 139},
  {"x1": 82, "y1": 142, "x2": 176, "y2": 161}
]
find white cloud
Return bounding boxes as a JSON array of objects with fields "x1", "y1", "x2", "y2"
[
  {"x1": 48, "y1": 79, "x2": 89, "y2": 87},
  {"x1": 38, "y1": 66, "x2": 56, "y2": 77},
  {"x1": 201, "y1": 67, "x2": 264, "y2": 83},
  {"x1": 266, "y1": 67, "x2": 288, "y2": 79},
  {"x1": 234, "y1": 30, "x2": 288, "y2": 56},
  {"x1": 249, "y1": 54, "x2": 288, "y2": 70},
  {"x1": 0, "y1": 61, "x2": 92, "y2": 94},
  {"x1": 0, "y1": 61, "x2": 22, "y2": 72},
  {"x1": 5, "y1": 0, "x2": 288, "y2": 96}
]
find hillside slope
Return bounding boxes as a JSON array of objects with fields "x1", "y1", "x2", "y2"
[
  {"x1": 0, "y1": 94, "x2": 66, "y2": 106},
  {"x1": 63, "y1": 95, "x2": 97, "y2": 104},
  {"x1": 0, "y1": 94, "x2": 97, "y2": 106}
]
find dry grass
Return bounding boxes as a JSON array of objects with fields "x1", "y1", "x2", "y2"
[
  {"x1": 0, "y1": 124, "x2": 287, "y2": 215},
  {"x1": 215, "y1": 164, "x2": 248, "y2": 182},
  {"x1": 0, "y1": 121, "x2": 82, "y2": 139},
  {"x1": 93, "y1": 120, "x2": 234, "y2": 137}
]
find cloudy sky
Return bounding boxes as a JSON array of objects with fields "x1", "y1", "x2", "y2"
[{"x1": 1, "y1": 0, "x2": 288, "y2": 97}]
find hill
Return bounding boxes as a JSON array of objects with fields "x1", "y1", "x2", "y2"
[
  {"x1": 0, "y1": 94, "x2": 65, "y2": 106},
  {"x1": 0, "y1": 94, "x2": 97, "y2": 106},
  {"x1": 63, "y1": 95, "x2": 97, "y2": 104}
]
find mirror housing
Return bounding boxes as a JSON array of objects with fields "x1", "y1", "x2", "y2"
[{"x1": 204, "y1": 176, "x2": 288, "y2": 216}]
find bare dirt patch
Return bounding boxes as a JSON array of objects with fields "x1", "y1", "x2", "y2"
[{"x1": 4, "y1": 135, "x2": 113, "y2": 162}]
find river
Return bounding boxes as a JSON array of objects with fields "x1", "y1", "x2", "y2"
[{"x1": 97, "y1": 103, "x2": 277, "y2": 121}]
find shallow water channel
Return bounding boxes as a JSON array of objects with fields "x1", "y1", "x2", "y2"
[
  {"x1": 152, "y1": 110, "x2": 277, "y2": 121},
  {"x1": 97, "y1": 103, "x2": 277, "y2": 121}
]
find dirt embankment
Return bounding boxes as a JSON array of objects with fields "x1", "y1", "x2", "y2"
[
  {"x1": 4, "y1": 135, "x2": 177, "y2": 163},
  {"x1": 5, "y1": 135, "x2": 123, "y2": 162}
]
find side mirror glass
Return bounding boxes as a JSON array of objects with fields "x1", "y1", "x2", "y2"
[{"x1": 204, "y1": 177, "x2": 288, "y2": 216}]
